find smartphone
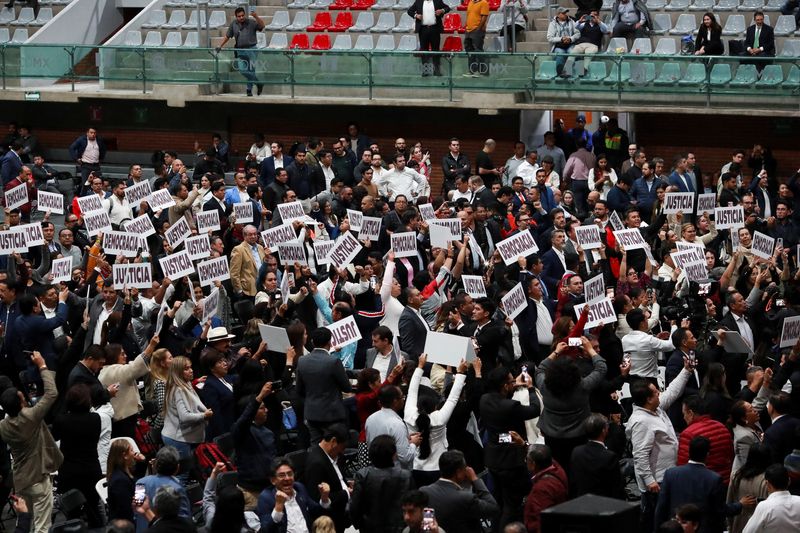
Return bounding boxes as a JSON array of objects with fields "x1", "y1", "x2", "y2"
[
  {"x1": 287, "y1": 272, "x2": 295, "y2": 288},
  {"x1": 776, "y1": 299, "x2": 785, "y2": 307},
  {"x1": 623, "y1": 352, "x2": 632, "y2": 365},
  {"x1": 777, "y1": 238, "x2": 783, "y2": 248},
  {"x1": 134, "y1": 484, "x2": 146, "y2": 506},
  {"x1": 271, "y1": 380, "x2": 284, "y2": 392},
  {"x1": 422, "y1": 508, "x2": 436, "y2": 531},
  {"x1": 606, "y1": 287, "x2": 615, "y2": 299},
  {"x1": 498, "y1": 433, "x2": 512, "y2": 444},
  {"x1": 568, "y1": 337, "x2": 581, "y2": 347}
]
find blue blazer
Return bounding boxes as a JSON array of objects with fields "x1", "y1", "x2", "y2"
[
  {"x1": 668, "y1": 171, "x2": 695, "y2": 193},
  {"x1": 68, "y1": 134, "x2": 107, "y2": 162},
  {"x1": 257, "y1": 483, "x2": 324, "y2": 533},
  {"x1": 655, "y1": 463, "x2": 737, "y2": 533},
  {"x1": 13, "y1": 303, "x2": 68, "y2": 368},
  {"x1": 0, "y1": 150, "x2": 22, "y2": 185},
  {"x1": 539, "y1": 248, "x2": 566, "y2": 298},
  {"x1": 199, "y1": 374, "x2": 237, "y2": 441},
  {"x1": 764, "y1": 414, "x2": 800, "y2": 464}
]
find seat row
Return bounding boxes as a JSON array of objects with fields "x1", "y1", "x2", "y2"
[
  {"x1": 165, "y1": 0, "x2": 244, "y2": 7},
  {"x1": 286, "y1": 0, "x2": 547, "y2": 9},
  {"x1": 652, "y1": 12, "x2": 787, "y2": 35},
  {"x1": 0, "y1": 7, "x2": 53, "y2": 26},
  {"x1": 268, "y1": 31, "x2": 465, "y2": 50},
  {"x1": 601, "y1": 0, "x2": 782, "y2": 10},
  {"x1": 125, "y1": 30, "x2": 208, "y2": 47},
  {"x1": 140, "y1": 10, "x2": 227, "y2": 30},
  {"x1": 0, "y1": 27, "x2": 28, "y2": 43}
]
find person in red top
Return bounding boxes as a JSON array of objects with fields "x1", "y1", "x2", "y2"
[
  {"x1": 354, "y1": 364, "x2": 403, "y2": 468},
  {"x1": 677, "y1": 395, "x2": 734, "y2": 485},
  {"x1": 3, "y1": 165, "x2": 36, "y2": 222},
  {"x1": 524, "y1": 444, "x2": 569, "y2": 533}
]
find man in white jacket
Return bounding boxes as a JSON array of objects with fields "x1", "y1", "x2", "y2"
[
  {"x1": 627, "y1": 356, "x2": 693, "y2": 533},
  {"x1": 622, "y1": 307, "x2": 686, "y2": 383}
]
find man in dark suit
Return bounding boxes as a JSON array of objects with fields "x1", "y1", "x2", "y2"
[
  {"x1": 257, "y1": 457, "x2": 331, "y2": 533},
  {"x1": 304, "y1": 424, "x2": 351, "y2": 533},
  {"x1": 655, "y1": 436, "x2": 750, "y2": 533},
  {"x1": 515, "y1": 273, "x2": 556, "y2": 365},
  {"x1": 464, "y1": 298, "x2": 512, "y2": 370},
  {"x1": 665, "y1": 328, "x2": 702, "y2": 432},
  {"x1": 765, "y1": 392, "x2": 800, "y2": 464},
  {"x1": 13, "y1": 291, "x2": 68, "y2": 371},
  {"x1": 570, "y1": 414, "x2": 625, "y2": 499},
  {"x1": 668, "y1": 154, "x2": 695, "y2": 193},
  {"x1": 203, "y1": 182, "x2": 234, "y2": 237},
  {"x1": 398, "y1": 287, "x2": 429, "y2": 364},
  {"x1": 471, "y1": 176, "x2": 496, "y2": 207},
  {"x1": 137, "y1": 486, "x2": 196, "y2": 533},
  {"x1": 539, "y1": 229, "x2": 567, "y2": 297},
  {"x1": 744, "y1": 11, "x2": 775, "y2": 60},
  {"x1": 365, "y1": 326, "x2": 406, "y2": 380},
  {"x1": 258, "y1": 141, "x2": 286, "y2": 188},
  {"x1": 295, "y1": 328, "x2": 352, "y2": 444},
  {"x1": 407, "y1": 0, "x2": 450, "y2": 76},
  {"x1": 718, "y1": 172, "x2": 741, "y2": 207},
  {"x1": 420, "y1": 450, "x2": 499, "y2": 533},
  {"x1": 718, "y1": 290, "x2": 758, "y2": 395},
  {"x1": 85, "y1": 282, "x2": 143, "y2": 351},
  {"x1": 0, "y1": 141, "x2": 23, "y2": 186}
]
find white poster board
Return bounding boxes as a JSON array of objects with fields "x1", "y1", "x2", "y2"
[
  {"x1": 233, "y1": 202, "x2": 254, "y2": 224},
  {"x1": 584, "y1": 274, "x2": 605, "y2": 304},
  {"x1": 124, "y1": 214, "x2": 156, "y2": 239},
  {"x1": 715, "y1": 206, "x2": 745, "y2": 230},
  {"x1": 103, "y1": 231, "x2": 144, "y2": 257},
  {"x1": 196, "y1": 210, "x2": 221, "y2": 233},
  {"x1": 662, "y1": 192, "x2": 695, "y2": 215},
  {"x1": 258, "y1": 323, "x2": 292, "y2": 353},
  {"x1": 496, "y1": 230, "x2": 540, "y2": 265},
  {"x1": 327, "y1": 232, "x2": 363, "y2": 269},
  {"x1": 575, "y1": 224, "x2": 602, "y2": 250},
  {"x1": 112, "y1": 263, "x2": 153, "y2": 289},
  {"x1": 159, "y1": 250, "x2": 195, "y2": 280},
  {"x1": 326, "y1": 315, "x2": 362, "y2": 348},
  {"x1": 185, "y1": 234, "x2": 211, "y2": 261},
  {"x1": 501, "y1": 282, "x2": 527, "y2": 320},
  {"x1": 423, "y1": 331, "x2": 476, "y2": 366},
  {"x1": 574, "y1": 297, "x2": 617, "y2": 329},
  {"x1": 390, "y1": 232, "x2": 419, "y2": 259},
  {"x1": 50, "y1": 256, "x2": 73, "y2": 283},
  {"x1": 5, "y1": 183, "x2": 28, "y2": 211},
  {"x1": 196, "y1": 256, "x2": 230, "y2": 287},
  {"x1": 779, "y1": 315, "x2": 800, "y2": 348},
  {"x1": 37, "y1": 190, "x2": 64, "y2": 214},
  {"x1": 751, "y1": 231, "x2": 775, "y2": 261},
  {"x1": 461, "y1": 275, "x2": 487, "y2": 298}
]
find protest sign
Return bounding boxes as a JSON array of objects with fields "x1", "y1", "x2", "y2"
[
  {"x1": 751, "y1": 231, "x2": 775, "y2": 261},
  {"x1": 14, "y1": 223, "x2": 44, "y2": 247},
  {"x1": 429, "y1": 219, "x2": 462, "y2": 240},
  {"x1": 575, "y1": 224, "x2": 602, "y2": 250},
  {"x1": 0, "y1": 230, "x2": 27, "y2": 255},
  {"x1": 261, "y1": 223, "x2": 297, "y2": 249},
  {"x1": 103, "y1": 231, "x2": 144, "y2": 258},
  {"x1": 662, "y1": 192, "x2": 695, "y2": 215},
  {"x1": 501, "y1": 282, "x2": 527, "y2": 320},
  {"x1": 715, "y1": 206, "x2": 745, "y2": 230},
  {"x1": 185, "y1": 234, "x2": 211, "y2": 261},
  {"x1": 112, "y1": 263, "x2": 153, "y2": 289},
  {"x1": 233, "y1": 202, "x2": 253, "y2": 224},
  {"x1": 196, "y1": 210, "x2": 221, "y2": 233},
  {"x1": 326, "y1": 315, "x2": 362, "y2": 348},
  {"x1": 77, "y1": 194, "x2": 104, "y2": 215},
  {"x1": 278, "y1": 240, "x2": 308, "y2": 266},
  {"x1": 609, "y1": 211, "x2": 624, "y2": 231},
  {"x1": 780, "y1": 315, "x2": 800, "y2": 348},
  {"x1": 584, "y1": 275, "x2": 605, "y2": 304},
  {"x1": 124, "y1": 180, "x2": 152, "y2": 205},
  {"x1": 391, "y1": 232, "x2": 419, "y2": 259},
  {"x1": 496, "y1": 230, "x2": 539, "y2": 265},
  {"x1": 682, "y1": 260, "x2": 708, "y2": 282},
  {"x1": 358, "y1": 216, "x2": 382, "y2": 242},
  {"x1": 155, "y1": 302, "x2": 168, "y2": 335},
  {"x1": 671, "y1": 248, "x2": 704, "y2": 270},
  {"x1": 51, "y1": 256, "x2": 73, "y2": 283},
  {"x1": 276, "y1": 201, "x2": 305, "y2": 223},
  {"x1": 258, "y1": 324, "x2": 291, "y2": 353},
  {"x1": 313, "y1": 240, "x2": 335, "y2": 265},
  {"x1": 83, "y1": 210, "x2": 112, "y2": 237},
  {"x1": 196, "y1": 256, "x2": 230, "y2": 287},
  {"x1": 574, "y1": 297, "x2": 617, "y2": 329},
  {"x1": 202, "y1": 288, "x2": 219, "y2": 324},
  {"x1": 327, "y1": 232, "x2": 363, "y2": 269},
  {"x1": 696, "y1": 193, "x2": 716, "y2": 215},
  {"x1": 429, "y1": 223, "x2": 451, "y2": 248},
  {"x1": 469, "y1": 234, "x2": 486, "y2": 265},
  {"x1": 613, "y1": 228, "x2": 647, "y2": 250},
  {"x1": 123, "y1": 214, "x2": 156, "y2": 238},
  {"x1": 147, "y1": 189, "x2": 176, "y2": 211},
  {"x1": 4, "y1": 183, "x2": 27, "y2": 211},
  {"x1": 423, "y1": 331, "x2": 476, "y2": 366},
  {"x1": 37, "y1": 190, "x2": 63, "y2": 214},
  {"x1": 165, "y1": 216, "x2": 191, "y2": 249},
  {"x1": 461, "y1": 275, "x2": 487, "y2": 298},
  {"x1": 346, "y1": 209, "x2": 363, "y2": 232},
  {"x1": 418, "y1": 203, "x2": 436, "y2": 221},
  {"x1": 159, "y1": 250, "x2": 195, "y2": 280}
]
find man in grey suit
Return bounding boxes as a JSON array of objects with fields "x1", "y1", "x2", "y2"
[
  {"x1": 398, "y1": 288, "x2": 429, "y2": 364},
  {"x1": 296, "y1": 328, "x2": 352, "y2": 444},
  {"x1": 420, "y1": 450, "x2": 499, "y2": 533},
  {"x1": 84, "y1": 281, "x2": 142, "y2": 350},
  {"x1": 365, "y1": 326, "x2": 407, "y2": 382}
]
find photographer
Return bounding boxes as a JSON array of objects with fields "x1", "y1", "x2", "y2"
[
  {"x1": 569, "y1": 10, "x2": 610, "y2": 75},
  {"x1": 622, "y1": 308, "x2": 684, "y2": 385}
]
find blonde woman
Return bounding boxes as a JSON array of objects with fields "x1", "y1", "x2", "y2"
[{"x1": 145, "y1": 348, "x2": 173, "y2": 442}]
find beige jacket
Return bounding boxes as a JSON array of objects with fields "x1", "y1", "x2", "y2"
[{"x1": 99, "y1": 353, "x2": 150, "y2": 421}]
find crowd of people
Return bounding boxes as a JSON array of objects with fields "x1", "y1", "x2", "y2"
[{"x1": 0, "y1": 117, "x2": 798, "y2": 533}]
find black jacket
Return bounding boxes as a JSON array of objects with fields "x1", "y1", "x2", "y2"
[
  {"x1": 407, "y1": 0, "x2": 450, "y2": 33},
  {"x1": 745, "y1": 23, "x2": 775, "y2": 56},
  {"x1": 480, "y1": 390, "x2": 540, "y2": 470},
  {"x1": 570, "y1": 441, "x2": 625, "y2": 499},
  {"x1": 350, "y1": 465, "x2": 413, "y2": 533},
  {"x1": 304, "y1": 445, "x2": 350, "y2": 533}
]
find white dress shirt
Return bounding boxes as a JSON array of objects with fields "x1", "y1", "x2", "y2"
[
  {"x1": 516, "y1": 161, "x2": 539, "y2": 188},
  {"x1": 93, "y1": 304, "x2": 115, "y2": 345},
  {"x1": 82, "y1": 140, "x2": 100, "y2": 163},
  {"x1": 422, "y1": 0, "x2": 436, "y2": 25},
  {"x1": 621, "y1": 328, "x2": 676, "y2": 379},
  {"x1": 732, "y1": 312, "x2": 754, "y2": 349},
  {"x1": 742, "y1": 491, "x2": 800, "y2": 533},
  {"x1": 534, "y1": 298, "x2": 554, "y2": 345},
  {"x1": 378, "y1": 167, "x2": 428, "y2": 202}
]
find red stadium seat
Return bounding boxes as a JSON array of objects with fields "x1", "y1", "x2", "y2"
[
  {"x1": 488, "y1": 0, "x2": 500, "y2": 9},
  {"x1": 443, "y1": 13, "x2": 464, "y2": 33},
  {"x1": 329, "y1": 0, "x2": 352, "y2": 9},
  {"x1": 311, "y1": 34, "x2": 332, "y2": 49},
  {"x1": 329, "y1": 12, "x2": 353, "y2": 31},
  {"x1": 456, "y1": 0, "x2": 469, "y2": 10},
  {"x1": 442, "y1": 35, "x2": 463, "y2": 52},
  {"x1": 307, "y1": 12, "x2": 332, "y2": 31},
  {"x1": 351, "y1": 0, "x2": 374, "y2": 9},
  {"x1": 289, "y1": 33, "x2": 310, "y2": 49}
]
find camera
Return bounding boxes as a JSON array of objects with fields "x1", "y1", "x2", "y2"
[{"x1": 271, "y1": 380, "x2": 284, "y2": 392}]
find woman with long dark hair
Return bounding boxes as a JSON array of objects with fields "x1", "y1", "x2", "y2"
[
  {"x1": 729, "y1": 399, "x2": 763, "y2": 474},
  {"x1": 695, "y1": 13, "x2": 724, "y2": 56},
  {"x1": 700, "y1": 362, "x2": 732, "y2": 423},
  {"x1": 106, "y1": 439, "x2": 142, "y2": 522},
  {"x1": 726, "y1": 442, "x2": 770, "y2": 533}
]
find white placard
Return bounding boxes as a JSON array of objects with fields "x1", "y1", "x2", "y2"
[
  {"x1": 391, "y1": 232, "x2": 419, "y2": 258},
  {"x1": 165, "y1": 217, "x2": 191, "y2": 249},
  {"x1": 574, "y1": 297, "x2": 617, "y2": 329},
  {"x1": 261, "y1": 223, "x2": 297, "y2": 249},
  {"x1": 83, "y1": 210, "x2": 112, "y2": 237},
  {"x1": 276, "y1": 201, "x2": 305, "y2": 223},
  {"x1": 51, "y1": 256, "x2": 73, "y2": 283},
  {"x1": 501, "y1": 282, "x2": 527, "y2": 320},
  {"x1": 682, "y1": 260, "x2": 708, "y2": 282},
  {"x1": 347, "y1": 209, "x2": 363, "y2": 232},
  {"x1": 696, "y1": 193, "x2": 716, "y2": 215},
  {"x1": 124, "y1": 180, "x2": 152, "y2": 205},
  {"x1": 280, "y1": 268, "x2": 290, "y2": 305},
  {"x1": 14, "y1": 223, "x2": 44, "y2": 247},
  {"x1": 423, "y1": 331, "x2": 476, "y2": 366},
  {"x1": 461, "y1": 275, "x2": 487, "y2": 298},
  {"x1": 430, "y1": 218, "x2": 462, "y2": 240},
  {"x1": 233, "y1": 202, "x2": 254, "y2": 224},
  {"x1": 123, "y1": 214, "x2": 156, "y2": 238},
  {"x1": 154, "y1": 302, "x2": 168, "y2": 335},
  {"x1": 418, "y1": 203, "x2": 436, "y2": 221},
  {"x1": 4, "y1": 183, "x2": 28, "y2": 211},
  {"x1": 313, "y1": 240, "x2": 335, "y2": 265},
  {"x1": 327, "y1": 232, "x2": 363, "y2": 269},
  {"x1": 76, "y1": 194, "x2": 104, "y2": 215},
  {"x1": 202, "y1": 288, "x2": 220, "y2": 324},
  {"x1": 429, "y1": 223, "x2": 451, "y2": 248},
  {"x1": 671, "y1": 248, "x2": 705, "y2": 270},
  {"x1": 468, "y1": 234, "x2": 486, "y2": 265},
  {"x1": 147, "y1": 189, "x2": 176, "y2": 211},
  {"x1": 751, "y1": 231, "x2": 775, "y2": 260},
  {"x1": 496, "y1": 230, "x2": 540, "y2": 265},
  {"x1": 715, "y1": 206, "x2": 745, "y2": 230},
  {"x1": 37, "y1": 190, "x2": 64, "y2": 214},
  {"x1": 358, "y1": 216, "x2": 382, "y2": 242},
  {"x1": 608, "y1": 211, "x2": 624, "y2": 231},
  {"x1": 612, "y1": 228, "x2": 647, "y2": 251},
  {"x1": 112, "y1": 263, "x2": 153, "y2": 289},
  {"x1": 584, "y1": 274, "x2": 605, "y2": 304},
  {"x1": 278, "y1": 240, "x2": 308, "y2": 266},
  {"x1": 258, "y1": 323, "x2": 292, "y2": 353},
  {"x1": 326, "y1": 315, "x2": 362, "y2": 348},
  {"x1": 196, "y1": 256, "x2": 230, "y2": 287},
  {"x1": 196, "y1": 210, "x2": 221, "y2": 233},
  {"x1": 103, "y1": 231, "x2": 143, "y2": 257},
  {"x1": 0, "y1": 230, "x2": 27, "y2": 255},
  {"x1": 159, "y1": 250, "x2": 195, "y2": 280},
  {"x1": 675, "y1": 241, "x2": 705, "y2": 252},
  {"x1": 185, "y1": 234, "x2": 211, "y2": 261},
  {"x1": 662, "y1": 192, "x2": 695, "y2": 215},
  {"x1": 731, "y1": 229, "x2": 740, "y2": 250},
  {"x1": 575, "y1": 224, "x2": 602, "y2": 250},
  {"x1": 780, "y1": 315, "x2": 800, "y2": 348}
]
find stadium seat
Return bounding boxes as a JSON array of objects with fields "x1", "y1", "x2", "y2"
[
  {"x1": 665, "y1": 0, "x2": 689, "y2": 10},
  {"x1": 9, "y1": 28, "x2": 27, "y2": 43},
  {"x1": 606, "y1": 37, "x2": 628, "y2": 53},
  {"x1": 307, "y1": 12, "x2": 333, "y2": 31},
  {"x1": 442, "y1": 35, "x2": 463, "y2": 51},
  {"x1": 309, "y1": 0, "x2": 332, "y2": 8},
  {"x1": 714, "y1": 0, "x2": 739, "y2": 9},
  {"x1": 764, "y1": 0, "x2": 783, "y2": 9},
  {"x1": 678, "y1": 62, "x2": 706, "y2": 85},
  {"x1": 287, "y1": 0, "x2": 312, "y2": 7},
  {"x1": 164, "y1": 31, "x2": 183, "y2": 47},
  {"x1": 351, "y1": 11, "x2": 375, "y2": 31},
  {"x1": 289, "y1": 33, "x2": 310, "y2": 49},
  {"x1": 329, "y1": 0, "x2": 352, "y2": 8},
  {"x1": 373, "y1": 0, "x2": 394, "y2": 8},
  {"x1": 124, "y1": 30, "x2": 142, "y2": 46},
  {"x1": 443, "y1": 13, "x2": 464, "y2": 33},
  {"x1": 527, "y1": 0, "x2": 546, "y2": 8},
  {"x1": 740, "y1": 0, "x2": 765, "y2": 8},
  {"x1": 183, "y1": 31, "x2": 199, "y2": 47},
  {"x1": 709, "y1": 63, "x2": 731, "y2": 85},
  {"x1": 689, "y1": 0, "x2": 713, "y2": 9},
  {"x1": 141, "y1": 9, "x2": 167, "y2": 28},
  {"x1": 536, "y1": 60, "x2": 557, "y2": 81},
  {"x1": 631, "y1": 37, "x2": 652, "y2": 54},
  {"x1": 604, "y1": 61, "x2": 630, "y2": 84},
  {"x1": 182, "y1": 10, "x2": 206, "y2": 29},
  {"x1": 721, "y1": 15, "x2": 745, "y2": 35},
  {"x1": 352, "y1": 0, "x2": 375, "y2": 9},
  {"x1": 11, "y1": 7, "x2": 35, "y2": 25},
  {"x1": 144, "y1": 31, "x2": 162, "y2": 47},
  {"x1": 208, "y1": 11, "x2": 226, "y2": 29},
  {"x1": 670, "y1": 14, "x2": 697, "y2": 35},
  {"x1": 31, "y1": 8, "x2": 53, "y2": 25},
  {"x1": 329, "y1": 12, "x2": 353, "y2": 31},
  {"x1": 774, "y1": 15, "x2": 797, "y2": 36},
  {"x1": 487, "y1": 13, "x2": 504, "y2": 33},
  {"x1": 654, "y1": 62, "x2": 682, "y2": 84},
  {"x1": 393, "y1": 14, "x2": 414, "y2": 32},
  {"x1": 166, "y1": 0, "x2": 188, "y2": 7},
  {"x1": 286, "y1": 11, "x2": 311, "y2": 31},
  {"x1": 0, "y1": 28, "x2": 9, "y2": 43},
  {"x1": 311, "y1": 34, "x2": 331, "y2": 50},
  {"x1": 162, "y1": 10, "x2": 187, "y2": 29},
  {"x1": 651, "y1": 13, "x2": 672, "y2": 34},
  {"x1": 631, "y1": 62, "x2": 656, "y2": 84},
  {"x1": 354, "y1": 34, "x2": 374, "y2": 49},
  {"x1": 780, "y1": 39, "x2": 800, "y2": 56},
  {"x1": 393, "y1": 0, "x2": 413, "y2": 9},
  {"x1": 265, "y1": 11, "x2": 290, "y2": 30},
  {"x1": 372, "y1": 12, "x2": 395, "y2": 32},
  {"x1": 256, "y1": 32, "x2": 267, "y2": 48},
  {"x1": 784, "y1": 65, "x2": 800, "y2": 87},
  {"x1": 760, "y1": 14, "x2": 771, "y2": 25},
  {"x1": 376, "y1": 34, "x2": 395, "y2": 50},
  {"x1": 646, "y1": 0, "x2": 666, "y2": 8},
  {"x1": 268, "y1": 32, "x2": 289, "y2": 49},
  {"x1": 332, "y1": 34, "x2": 353, "y2": 49},
  {"x1": 397, "y1": 34, "x2": 418, "y2": 50},
  {"x1": 581, "y1": 61, "x2": 608, "y2": 82},
  {"x1": 729, "y1": 63, "x2": 758, "y2": 86},
  {"x1": 654, "y1": 37, "x2": 678, "y2": 55},
  {"x1": 755, "y1": 64, "x2": 783, "y2": 86}
]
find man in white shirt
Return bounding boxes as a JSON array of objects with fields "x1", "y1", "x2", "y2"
[
  {"x1": 742, "y1": 465, "x2": 800, "y2": 533},
  {"x1": 622, "y1": 308, "x2": 682, "y2": 381},
  {"x1": 109, "y1": 180, "x2": 134, "y2": 227},
  {"x1": 515, "y1": 150, "x2": 540, "y2": 189},
  {"x1": 366, "y1": 326, "x2": 404, "y2": 381},
  {"x1": 247, "y1": 133, "x2": 269, "y2": 164},
  {"x1": 379, "y1": 153, "x2": 428, "y2": 203},
  {"x1": 502, "y1": 141, "x2": 527, "y2": 186},
  {"x1": 448, "y1": 175, "x2": 474, "y2": 203},
  {"x1": 370, "y1": 153, "x2": 391, "y2": 190}
]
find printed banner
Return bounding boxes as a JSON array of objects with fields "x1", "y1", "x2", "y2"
[
  {"x1": 0, "y1": 230, "x2": 28, "y2": 255},
  {"x1": 14, "y1": 223, "x2": 44, "y2": 247},
  {"x1": 196, "y1": 256, "x2": 230, "y2": 287},
  {"x1": 313, "y1": 240, "x2": 335, "y2": 265},
  {"x1": 76, "y1": 194, "x2": 104, "y2": 215},
  {"x1": 202, "y1": 288, "x2": 219, "y2": 324},
  {"x1": 423, "y1": 331, "x2": 477, "y2": 366},
  {"x1": 159, "y1": 250, "x2": 195, "y2": 280},
  {"x1": 37, "y1": 190, "x2": 64, "y2": 214},
  {"x1": 429, "y1": 218, "x2": 462, "y2": 240},
  {"x1": 112, "y1": 263, "x2": 153, "y2": 289},
  {"x1": 612, "y1": 228, "x2": 647, "y2": 250},
  {"x1": 496, "y1": 230, "x2": 539, "y2": 265},
  {"x1": 278, "y1": 240, "x2": 308, "y2": 266},
  {"x1": 584, "y1": 274, "x2": 605, "y2": 304},
  {"x1": 418, "y1": 203, "x2": 436, "y2": 221},
  {"x1": 696, "y1": 193, "x2": 716, "y2": 215},
  {"x1": 780, "y1": 315, "x2": 800, "y2": 348},
  {"x1": 347, "y1": 209, "x2": 363, "y2": 232}
]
